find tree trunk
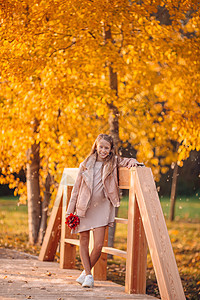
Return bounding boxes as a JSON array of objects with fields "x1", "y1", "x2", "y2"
[
  {"x1": 38, "y1": 172, "x2": 51, "y2": 245},
  {"x1": 26, "y1": 142, "x2": 41, "y2": 244},
  {"x1": 105, "y1": 25, "x2": 120, "y2": 251},
  {"x1": 108, "y1": 101, "x2": 120, "y2": 153},
  {"x1": 105, "y1": 26, "x2": 120, "y2": 152},
  {"x1": 169, "y1": 162, "x2": 179, "y2": 221}
]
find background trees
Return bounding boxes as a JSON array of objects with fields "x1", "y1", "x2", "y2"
[{"x1": 1, "y1": 0, "x2": 199, "y2": 243}]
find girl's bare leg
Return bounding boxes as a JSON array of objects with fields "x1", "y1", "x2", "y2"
[
  {"x1": 79, "y1": 231, "x2": 91, "y2": 275},
  {"x1": 90, "y1": 226, "x2": 106, "y2": 269},
  {"x1": 79, "y1": 226, "x2": 106, "y2": 275}
]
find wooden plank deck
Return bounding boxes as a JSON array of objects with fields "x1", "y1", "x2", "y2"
[{"x1": 0, "y1": 251, "x2": 159, "y2": 300}]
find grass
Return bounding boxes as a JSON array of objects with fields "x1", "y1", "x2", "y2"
[
  {"x1": 0, "y1": 196, "x2": 40, "y2": 255},
  {"x1": 0, "y1": 195, "x2": 200, "y2": 299},
  {"x1": 118, "y1": 194, "x2": 200, "y2": 221}
]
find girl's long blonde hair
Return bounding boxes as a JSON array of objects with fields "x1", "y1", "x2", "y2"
[{"x1": 83, "y1": 134, "x2": 116, "y2": 166}]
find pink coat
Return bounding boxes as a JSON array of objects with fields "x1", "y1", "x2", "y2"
[{"x1": 66, "y1": 153, "x2": 142, "y2": 217}]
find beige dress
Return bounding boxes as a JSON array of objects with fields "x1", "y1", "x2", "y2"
[{"x1": 76, "y1": 161, "x2": 115, "y2": 233}]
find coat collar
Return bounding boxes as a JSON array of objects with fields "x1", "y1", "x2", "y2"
[
  {"x1": 85, "y1": 153, "x2": 97, "y2": 169},
  {"x1": 102, "y1": 156, "x2": 117, "y2": 182},
  {"x1": 81, "y1": 153, "x2": 96, "y2": 193}
]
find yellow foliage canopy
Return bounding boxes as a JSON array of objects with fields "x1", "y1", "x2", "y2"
[{"x1": 0, "y1": 0, "x2": 199, "y2": 199}]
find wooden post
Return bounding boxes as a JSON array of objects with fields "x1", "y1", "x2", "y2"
[
  {"x1": 125, "y1": 169, "x2": 147, "y2": 294},
  {"x1": 90, "y1": 227, "x2": 109, "y2": 280},
  {"x1": 60, "y1": 185, "x2": 77, "y2": 269},
  {"x1": 38, "y1": 184, "x2": 63, "y2": 261},
  {"x1": 135, "y1": 167, "x2": 186, "y2": 300}
]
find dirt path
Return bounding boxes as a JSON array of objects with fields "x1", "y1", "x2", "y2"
[{"x1": 0, "y1": 248, "x2": 158, "y2": 300}]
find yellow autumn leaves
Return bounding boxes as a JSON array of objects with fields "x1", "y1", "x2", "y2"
[{"x1": 0, "y1": 0, "x2": 199, "y2": 200}]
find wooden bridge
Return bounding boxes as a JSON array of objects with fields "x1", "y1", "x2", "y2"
[{"x1": 39, "y1": 167, "x2": 186, "y2": 300}]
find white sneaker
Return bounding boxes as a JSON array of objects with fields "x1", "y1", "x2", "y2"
[
  {"x1": 76, "y1": 270, "x2": 86, "y2": 285},
  {"x1": 82, "y1": 274, "x2": 94, "y2": 288}
]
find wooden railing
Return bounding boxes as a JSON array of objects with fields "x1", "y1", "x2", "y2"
[{"x1": 39, "y1": 167, "x2": 186, "y2": 299}]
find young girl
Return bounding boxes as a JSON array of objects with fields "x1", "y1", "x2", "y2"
[{"x1": 66, "y1": 134, "x2": 144, "y2": 288}]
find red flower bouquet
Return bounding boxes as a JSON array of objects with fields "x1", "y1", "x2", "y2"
[{"x1": 65, "y1": 213, "x2": 80, "y2": 229}]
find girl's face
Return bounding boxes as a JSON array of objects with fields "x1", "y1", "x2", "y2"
[{"x1": 96, "y1": 139, "x2": 111, "y2": 161}]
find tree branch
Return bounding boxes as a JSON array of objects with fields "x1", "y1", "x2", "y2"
[{"x1": 49, "y1": 41, "x2": 76, "y2": 57}]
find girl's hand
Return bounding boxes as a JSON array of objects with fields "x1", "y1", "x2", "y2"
[{"x1": 127, "y1": 161, "x2": 145, "y2": 169}]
